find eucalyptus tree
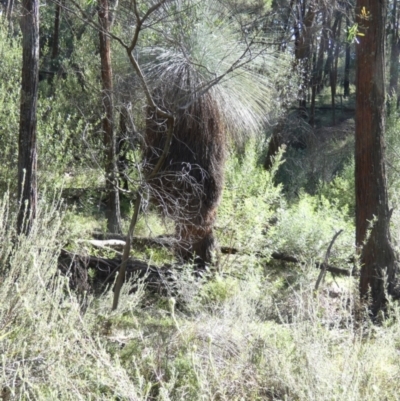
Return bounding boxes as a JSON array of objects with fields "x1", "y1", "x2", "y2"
[{"x1": 355, "y1": 0, "x2": 397, "y2": 316}]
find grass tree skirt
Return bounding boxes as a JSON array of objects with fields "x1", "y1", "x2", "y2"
[{"x1": 145, "y1": 85, "x2": 226, "y2": 266}]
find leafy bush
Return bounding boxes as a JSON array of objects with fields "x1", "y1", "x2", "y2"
[
  {"x1": 318, "y1": 159, "x2": 355, "y2": 217},
  {"x1": 217, "y1": 141, "x2": 284, "y2": 256},
  {"x1": 0, "y1": 29, "x2": 21, "y2": 190},
  {"x1": 272, "y1": 193, "x2": 355, "y2": 264}
]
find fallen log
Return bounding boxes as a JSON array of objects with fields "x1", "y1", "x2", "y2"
[
  {"x1": 271, "y1": 252, "x2": 355, "y2": 277},
  {"x1": 58, "y1": 249, "x2": 177, "y2": 295},
  {"x1": 87, "y1": 234, "x2": 355, "y2": 280},
  {"x1": 58, "y1": 249, "x2": 210, "y2": 296},
  {"x1": 91, "y1": 232, "x2": 177, "y2": 250}
]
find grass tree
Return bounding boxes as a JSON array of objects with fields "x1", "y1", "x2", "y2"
[{"x1": 140, "y1": 0, "x2": 292, "y2": 266}]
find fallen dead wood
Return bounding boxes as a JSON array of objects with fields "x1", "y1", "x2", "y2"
[
  {"x1": 92, "y1": 232, "x2": 177, "y2": 250},
  {"x1": 217, "y1": 246, "x2": 354, "y2": 277},
  {"x1": 58, "y1": 248, "x2": 210, "y2": 296},
  {"x1": 271, "y1": 252, "x2": 355, "y2": 277},
  {"x1": 58, "y1": 249, "x2": 178, "y2": 295},
  {"x1": 219, "y1": 247, "x2": 354, "y2": 277},
  {"x1": 86, "y1": 234, "x2": 354, "y2": 280}
]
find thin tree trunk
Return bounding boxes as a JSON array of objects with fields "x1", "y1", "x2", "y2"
[
  {"x1": 17, "y1": 0, "x2": 39, "y2": 235},
  {"x1": 389, "y1": 0, "x2": 399, "y2": 98},
  {"x1": 295, "y1": 0, "x2": 316, "y2": 114},
  {"x1": 310, "y1": 55, "x2": 317, "y2": 126},
  {"x1": 310, "y1": 10, "x2": 328, "y2": 125},
  {"x1": 323, "y1": 13, "x2": 341, "y2": 83},
  {"x1": 98, "y1": 0, "x2": 121, "y2": 234},
  {"x1": 51, "y1": 2, "x2": 61, "y2": 61},
  {"x1": 6, "y1": 0, "x2": 14, "y2": 27},
  {"x1": 117, "y1": 108, "x2": 129, "y2": 191},
  {"x1": 48, "y1": 0, "x2": 62, "y2": 85},
  {"x1": 343, "y1": 14, "x2": 351, "y2": 98},
  {"x1": 330, "y1": 15, "x2": 341, "y2": 126},
  {"x1": 356, "y1": 0, "x2": 397, "y2": 317}
]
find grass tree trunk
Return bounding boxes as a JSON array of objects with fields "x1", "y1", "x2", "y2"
[
  {"x1": 356, "y1": 0, "x2": 397, "y2": 317},
  {"x1": 17, "y1": 0, "x2": 39, "y2": 235},
  {"x1": 98, "y1": 0, "x2": 121, "y2": 234}
]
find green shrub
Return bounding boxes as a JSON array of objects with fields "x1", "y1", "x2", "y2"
[
  {"x1": 0, "y1": 28, "x2": 21, "y2": 190},
  {"x1": 217, "y1": 141, "x2": 284, "y2": 256},
  {"x1": 271, "y1": 193, "x2": 355, "y2": 264},
  {"x1": 319, "y1": 158, "x2": 355, "y2": 217}
]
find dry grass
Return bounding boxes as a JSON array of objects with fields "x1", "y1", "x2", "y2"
[{"x1": 1, "y1": 187, "x2": 400, "y2": 400}]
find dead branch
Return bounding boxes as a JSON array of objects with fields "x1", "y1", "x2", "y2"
[{"x1": 315, "y1": 229, "x2": 344, "y2": 290}]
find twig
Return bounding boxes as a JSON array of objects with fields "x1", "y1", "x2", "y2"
[{"x1": 315, "y1": 229, "x2": 343, "y2": 291}]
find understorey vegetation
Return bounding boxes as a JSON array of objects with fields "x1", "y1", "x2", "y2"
[{"x1": 2, "y1": 0, "x2": 400, "y2": 399}]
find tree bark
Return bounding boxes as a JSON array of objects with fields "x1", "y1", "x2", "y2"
[
  {"x1": 356, "y1": 0, "x2": 397, "y2": 317},
  {"x1": 294, "y1": 0, "x2": 317, "y2": 113},
  {"x1": 389, "y1": 0, "x2": 400, "y2": 98},
  {"x1": 330, "y1": 14, "x2": 341, "y2": 126},
  {"x1": 98, "y1": 0, "x2": 122, "y2": 234},
  {"x1": 17, "y1": 0, "x2": 39, "y2": 235},
  {"x1": 5, "y1": 0, "x2": 14, "y2": 29},
  {"x1": 343, "y1": 14, "x2": 351, "y2": 98},
  {"x1": 322, "y1": 13, "x2": 340, "y2": 80},
  {"x1": 310, "y1": 9, "x2": 327, "y2": 126},
  {"x1": 47, "y1": 0, "x2": 62, "y2": 85}
]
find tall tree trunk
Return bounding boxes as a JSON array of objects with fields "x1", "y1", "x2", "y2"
[
  {"x1": 310, "y1": 59, "x2": 317, "y2": 126},
  {"x1": 48, "y1": 0, "x2": 62, "y2": 85},
  {"x1": 330, "y1": 14, "x2": 341, "y2": 126},
  {"x1": 389, "y1": 0, "x2": 399, "y2": 99},
  {"x1": 117, "y1": 108, "x2": 129, "y2": 191},
  {"x1": 310, "y1": 10, "x2": 328, "y2": 126},
  {"x1": 98, "y1": 0, "x2": 121, "y2": 234},
  {"x1": 343, "y1": 14, "x2": 351, "y2": 98},
  {"x1": 294, "y1": 0, "x2": 317, "y2": 114},
  {"x1": 17, "y1": 0, "x2": 39, "y2": 235},
  {"x1": 356, "y1": 0, "x2": 397, "y2": 317},
  {"x1": 51, "y1": 2, "x2": 61, "y2": 60},
  {"x1": 323, "y1": 13, "x2": 340, "y2": 85}
]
